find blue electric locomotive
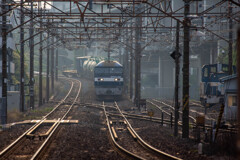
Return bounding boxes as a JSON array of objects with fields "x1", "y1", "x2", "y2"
[
  {"x1": 94, "y1": 61, "x2": 123, "y2": 98},
  {"x1": 200, "y1": 63, "x2": 236, "y2": 106}
]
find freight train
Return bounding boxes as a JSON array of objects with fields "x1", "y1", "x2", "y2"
[
  {"x1": 200, "y1": 63, "x2": 236, "y2": 106},
  {"x1": 76, "y1": 56, "x2": 103, "y2": 78},
  {"x1": 94, "y1": 60, "x2": 123, "y2": 99}
]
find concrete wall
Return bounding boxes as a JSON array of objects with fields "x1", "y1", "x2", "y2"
[
  {"x1": 141, "y1": 49, "x2": 175, "y2": 99},
  {"x1": 7, "y1": 91, "x2": 20, "y2": 111}
]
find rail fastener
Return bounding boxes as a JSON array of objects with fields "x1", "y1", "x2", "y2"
[
  {"x1": 127, "y1": 127, "x2": 137, "y2": 141},
  {"x1": 111, "y1": 126, "x2": 118, "y2": 141}
]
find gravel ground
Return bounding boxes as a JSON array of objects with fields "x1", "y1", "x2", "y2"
[
  {"x1": 129, "y1": 119, "x2": 206, "y2": 160},
  {"x1": 42, "y1": 77, "x2": 123, "y2": 159},
  {"x1": 42, "y1": 106, "x2": 122, "y2": 160},
  {"x1": 0, "y1": 77, "x2": 237, "y2": 160},
  {"x1": 0, "y1": 124, "x2": 32, "y2": 151}
]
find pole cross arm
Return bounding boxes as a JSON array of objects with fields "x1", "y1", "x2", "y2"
[
  {"x1": 6, "y1": 16, "x2": 39, "y2": 34},
  {"x1": 229, "y1": 0, "x2": 240, "y2": 7}
]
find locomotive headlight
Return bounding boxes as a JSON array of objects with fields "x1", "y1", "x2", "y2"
[
  {"x1": 114, "y1": 78, "x2": 120, "y2": 81},
  {"x1": 98, "y1": 78, "x2": 104, "y2": 81}
]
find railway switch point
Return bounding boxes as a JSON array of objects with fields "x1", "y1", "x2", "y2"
[{"x1": 111, "y1": 127, "x2": 118, "y2": 141}]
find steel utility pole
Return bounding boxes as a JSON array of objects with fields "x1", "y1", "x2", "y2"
[
  {"x1": 182, "y1": 0, "x2": 190, "y2": 138},
  {"x1": 55, "y1": 27, "x2": 58, "y2": 82},
  {"x1": 38, "y1": 7, "x2": 43, "y2": 107},
  {"x1": 174, "y1": 21, "x2": 180, "y2": 137},
  {"x1": 29, "y1": 0, "x2": 35, "y2": 110},
  {"x1": 51, "y1": 31, "x2": 55, "y2": 94},
  {"x1": 237, "y1": 27, "x2": 240, "y2": 160},
  {"x1": 1, "y1": 0, "x2": 8, "y2": 124},
  {"x1": 55, "y1": 47, "x2": 58, "y2": 81},
  {"x1": 228, "y1": 2, "x2": 233, "y2": 75},
  {"x1": 20, "y1": 0, "x2": 25, "y2": 112},
  {"x1": 129, "y1": 21, "x2": 133, "y2": 100},
  {"x1": 46, "y1": 29, "x2": 50, "y2": 102},
  {"x1": 134, "y1": 4, "x2": 142, "y2": 109},
  {"x1": 125, "y1": 30, "x2": 129, "y2": 93}
]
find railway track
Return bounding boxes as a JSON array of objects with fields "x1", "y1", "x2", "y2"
[
  {"x1": 151, "y1": 99, "x2": 218, "y2": 124},
  {"x1": 103, "y1": 101, "x2": 181, "y2": 160},
  {"x1": 149, "y1": 99, "x2": 196, "y2": 124},
  {"x1": 0, "y1": 78, "x2": 81, "y2": 160},
  {"x1": 78, "y1": 102, "x2": 173, "y2": 125},
  {"x1": 189, "y1": 101, "x2": 217, "y2": 123},
  {"x1": 148, "y1": 99, "x2": 237, "y2": 133}
]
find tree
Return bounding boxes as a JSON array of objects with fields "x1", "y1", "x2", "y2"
[{"x1": 12, "y1": 50, "x2": 29, "y2": 84}]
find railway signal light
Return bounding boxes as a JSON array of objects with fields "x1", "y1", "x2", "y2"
[{"x1": 170, "y1": 51, "x2": 182, "y2": 60}]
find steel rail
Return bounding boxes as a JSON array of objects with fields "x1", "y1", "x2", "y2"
[
  {"x1": 114, "y1": 102, "x2": 182, "y2": 160},
  {"x1": 147, "y1": 100, "x2": 184, "y2": 126},
  {"x1": 149, "y1": 99, "x2": 238, "y2": 132},
  {"x1": 152, "y1": 99, "x2": 217, "y2": 122},
  {"x1": 151, "y1": 100, "x2": 238, "y2": 132},
  {"x1": 0, "y1": 78, "x2": 75, "y2": 159},
  {"x1": 102, "y1": 102, "x2": 144, "y2": 160},
  {"x1": 0, "y1": 119, "x2": 45, "y2": 158},
  {"x1": 107, "y1": 112, "x2": 174, "y2": 124},
  {"x1": 78, "y1": 102, "x2": 174, "y2": 124},
  {"x1": 87, "y1": 102, "x2": 235, "y2": 133},
  {"x1": 150, "y1": 99, "x2": 196, "y2": 123},
  {"x1": 31, "y1": 79, "x2": 82, "y2": 160}
]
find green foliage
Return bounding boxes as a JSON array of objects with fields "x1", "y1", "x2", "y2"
[
  {"x1": 12, "y1": 50, "x2": 29, "y2": 85},
  {"x1": 217, "y1": 44, "x2": 237, "y2": 66}
]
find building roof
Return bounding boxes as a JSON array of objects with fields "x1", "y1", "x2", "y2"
[
  {"x1": 225, "y1": 89, "x2": 237, "y2": 94},
  {"x1": 220, "y1": 74, "x2": 237, "y2": 82}
]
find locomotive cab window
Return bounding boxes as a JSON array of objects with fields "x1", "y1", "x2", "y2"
[
  {"x1": 204, "y1": 68, "x2": 208, "y2": 77},
  {"x1": 109, "y1": 68, "x2": 123, "y2": 73},
  {"x1": 210, "y1": 66, "x2": 216, "y2": 73},
  {"x1": 95, "y1": 68, "x2": 109, "y2": 73}
]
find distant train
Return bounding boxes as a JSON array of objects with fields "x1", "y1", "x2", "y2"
[
  {"x1": 200, "y1": 63, "x2": 236, "y2": 106},
  {"x1": 64, "y1": 57, "x2": 124, "y2": 99},
  {"x1": 62, "y1": 56, "x2": 102, "y2": 78},
  {"x1": 76, "y1": 56, "x2": 103, "y2": 78},
  {"x1": 94, "y1": 61, "x2": 123, "y2": 99}
]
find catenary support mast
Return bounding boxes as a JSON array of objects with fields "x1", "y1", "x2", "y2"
[
  {"x1": 174, "y1": 21, "x2": 180, "y2": 137},
  {"x1": 39, "y1": 7, "x2": 43, "y2": 106},
  {"x1": 29, "y1": 0, "x2": 35, "y2": 109},
  {"x1": 20, "y1": 0, "x2": 25, "y2": 112},
  {"x1": 46, "y1": 29, "x2": 50, "y2": 102},
  {"x1": 182, "y1": 0, "x2": 190, "y2": 138},
  {"x1": 228, "y1": 2, "x2": 233, "y2": 75},
  {"x1": 1, "y1": 0, "x2": 8, "y2": 124}
]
